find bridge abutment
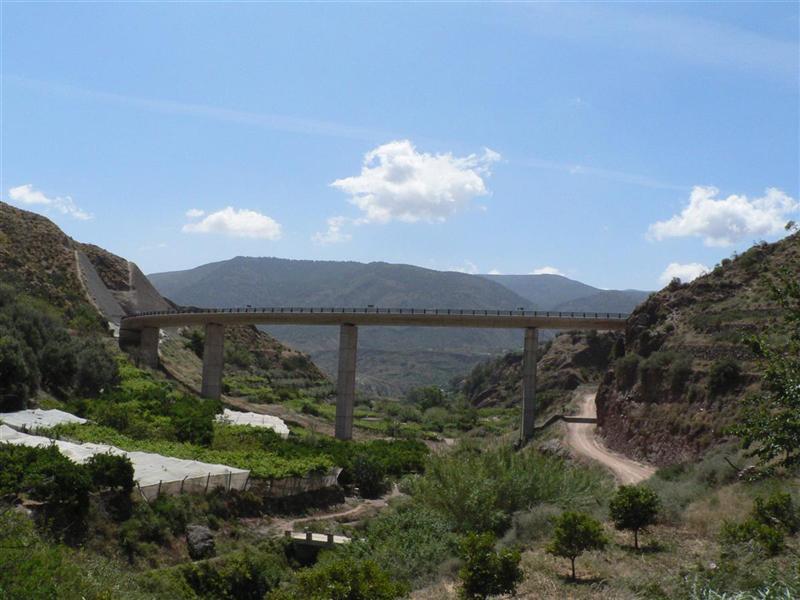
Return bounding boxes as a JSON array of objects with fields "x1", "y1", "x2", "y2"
[
  {"x1": 335, "y1": 323, "x2": 358, "y2": 441},
  {"x1": 520, "y1": 327, "x2": 538, "y2": 442},
  {"x1": 201, "y1": 323, "x2": 225, "y2": 400}
]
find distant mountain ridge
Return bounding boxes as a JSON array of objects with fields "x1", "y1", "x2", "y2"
[
  {"x1": 481, "y1": 274, "x2": 650, "y2": 314},
  {"x1": 149, "y1": 257, "x2": 651, "y2": 396}
]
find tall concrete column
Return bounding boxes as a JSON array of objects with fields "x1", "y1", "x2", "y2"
[
  {"x1": 139, "y1": 327, "x2": 160, "y2": 369},
  {"x1": 201, "y1": 323, "x2": 225, "y2": 400},
  {"x1": 520, "y1": 327, "x2": 539, "y2": 442},
  {"x1": 335, "y1": 323, "x2": 358, "y2": 441}
]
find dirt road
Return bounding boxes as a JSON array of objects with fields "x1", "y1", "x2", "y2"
[{"x1": 565, "y1": 392, "x2": 656, "y2": 485}]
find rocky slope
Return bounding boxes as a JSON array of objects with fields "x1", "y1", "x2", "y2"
[
  {"x1": 596, "y1": 233, "x2": 800, "y2": 466},
  {"x1": 460, "y1": 330, "x2": 619, "y2": 417}
]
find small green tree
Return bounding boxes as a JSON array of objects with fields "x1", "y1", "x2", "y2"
[
  {"x1": 547, "y1": 511, "x2": 607, "y2": 581},
  {"x1": 609, "y1": 485, "x2": 660, "y2": 549},
  {"x1": 458, "y1": 532, "x2": 523, "y2": 600}
]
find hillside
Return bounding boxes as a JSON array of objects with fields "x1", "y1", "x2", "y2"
[
  {"x1": 596, "y1": 232, "x2": 800, "y2": 465},
  {"x1": 149, "y1": 258, "x2": 647, "y2": 396},
  {"x1": 0, "y1": 201, "x2": 327, "y2": 393},
  {"x1": 459, "y1": 331, "x2": 619, "y2": 418},
  {"x1": 483, "y1": 273, "x2": 650, "y2": 313}
]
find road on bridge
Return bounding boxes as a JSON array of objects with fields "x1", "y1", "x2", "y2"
[{"x1": 566, "y1": 392, "x2": 655, "y2": 485}]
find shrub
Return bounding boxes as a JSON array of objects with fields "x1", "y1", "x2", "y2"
[
  {"x1": 708, "y1": 358, "x2": 741, "y2": 396},
  {"x1": 752, "y1": 492, "x2": 799, "y2": 534},
  {"x1": 0, "y1": 334, "x2": 35, "y2": 408},
  {"x1": 225, "y1": 344, "x2": 253, "y2": 369},
  {"x1": 84, "y1": 452, "x2": 134, "y2": 493},
  {"x1": 608, "y1": 485, "x2": 660, "y2": 549},
  {"x1": 458, "y1": 532, "x2": 522, "y2": 600},
  {"x1": 668, "y1": 356, "x2": 693, "y2": 395},
  {"x1": 182, "y1": 329, "x2": 204, "y2": 358},
  {"x1": 180, "y1": 546, "x2": 287, "y2": 600},
  {"x1": 615, "y1": 354, "x2": 640, "y2": 390},
  {"x1": 170, "y1": 395, "x2": 218, "y2": 446},
  {"x1": 405, "y1": 386, "x2": 446, "y2": 411},
  {"x1": 268, "y1": 557, "x2": 407, "y2": 600},
  {"x1": 351, "y1": 452, "x2": 387, "y2": 498},
  {"x1": 719, "y1": 518, "x2": 784, "y2": 556},
  {"x1": 75, "y1": 338, "x2": 119, "y2": 397},
  {"x1": 412, "y1": 445, "x2": 609, "y2": 534},
  {"x1": 39, "y1": 338, "x2": 78, "y2": 397},
  {"x1": 547, "y1": 511, "x2": 607, "y2": 581}
]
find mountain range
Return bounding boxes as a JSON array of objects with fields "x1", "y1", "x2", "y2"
[{"x1": 149, "y1": 257, "x2": 650, "y2": 395}]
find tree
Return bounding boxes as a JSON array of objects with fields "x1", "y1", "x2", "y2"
[
  {"x1": 350, "y1": 452, "x2": 387, "y2": 499},
  {"x1": 75, "y1": 338, "x2": 119, "y2": 397},
  {"x1": 0, "y1": 334, "x2": 35, "y2": 409},
  {"x1": 547, "y1": 511, "x2": 607, "y2": 581},
  {"x1": 608, "y1": 485, "x2": 660, "y2": 549},
  {"x1": 731, "y1": 255, "x2": 800, "y2": 468},
  {"x1": 458, "y1": 532, "x2": 522, "y2": 600}
]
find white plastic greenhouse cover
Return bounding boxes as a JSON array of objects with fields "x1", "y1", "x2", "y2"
[
  {"x1": 217, "y1": 409, "x2": 290, "y2": 438},
  {"x1": 0, "y1": 409, "x2": 87, "y2": 431},
  {"x1": 0, "y1": 425, "x2": 250, "y2": 501}
]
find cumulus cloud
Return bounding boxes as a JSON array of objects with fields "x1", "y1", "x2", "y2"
[
  {"x1": 488, "y1": 269, "x2": 502, "y2": 275},
  {"x1": 647, "y1": 186, "x2": 799, "y2": 246},
  {"x1": 659, "y1": 262, "x2": 710, "y2": 285},
  {"x1": 8, "y1": 184, "x2": 92, "y2": 220},
  {"x1": 185, "y1": 208, "x2": 205, "y2": 218},
  {"x1": 331, "y1": 140, "x2": 500, "y2": 225},
  {"x1": 448, "y1": 260, "x2": 480, "y2": 275},
  {"x1": 530, "y1": 266, "x2": 565, "y2": 276},
  {"x1": 182, "y1": 206, "x2": 282, "y2": 240},
  {"x1": 313, "y1": 216, "x2": 352, "y2": 244}
]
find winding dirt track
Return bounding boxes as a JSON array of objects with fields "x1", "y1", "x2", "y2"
[{"x1": 565, "y1": 392, "x2": 656, "y2": 485}]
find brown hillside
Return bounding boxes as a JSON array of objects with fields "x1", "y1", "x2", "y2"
[{"x1": 596, "y1": 232, "x2": 800, "y2": 466}]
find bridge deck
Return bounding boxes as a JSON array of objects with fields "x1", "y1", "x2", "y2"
[
  {"x1": 285, "y1": 530, "x2": 351, "y2": 546},
  {"x1": 121, "y1": 307, "x2": 628, "y2": 331}
]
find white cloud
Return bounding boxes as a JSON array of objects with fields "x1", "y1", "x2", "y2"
[
  {"x1": 648, "y1": 186, "x2": 799, "y2": 247},
  {"x1": 659, "y1": 262, "x2": 710, "y2": 285},
  {"x1": 313, "y1": 216, "x2": 352, "y2": 244},
  {"x1": 488, "y1": 269, "x2": 502, "y2": 275},
  {"x1": 448, "y1": 261, "x2": 480, "y2": 275},
  {"x1": 331, "y1": 140, "x2": 500, "y2": 225},
  {"x1": 182, "y1": 206, "x2": 282, "y2": 240},
  {"x1": 185, "y1": 208, "x2": 205, "y2": 218},
  {"x1": 530, "y1": 266, "x2": 565, "y2": 276},
  {"x1": 8, "y1": 184, "x2": 92, "y2": 220}
]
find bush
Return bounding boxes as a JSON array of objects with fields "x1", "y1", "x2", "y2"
[
  {"x1": 351, "y1": 452, "x2": 387, "y2": 498},
  {"x1": 39, "y1": 338, "x2": 78, "y2": 397},
  {"x1": 668, "y1": 356, "x2": 693, "y2": 395},
  {"x1": 75, "y1": 338, "x2": 119, "y2": 397},
  {"x1": 608, "y1": 485, "x2": 660, "y2": 549},
  {"x1": 615, "y1": 354, "x2": 640, "y2": 390},
  {"x1": 752, "y1": 492, "x2": 799, "y2": 534},
  {"x1": 405, "y1": 386, "x2": 446, "y2": 411},
  {"x1": 84, "y1": 452, "x2": 134, "y2": 493},
  {"x1": 268, "y1": 557, "x2": 407, "y2": 600},
  {"x1": 0, "y1": 334, "x2": 35, "y2": 408},
  {"x1": 458, "y1": 532, "x2": 522, "y2": 600},
  {"x1": 182, "y1": 329, "x2": 204, "y2": 358},
  {"x1": 411, "y1": 445, "x2": 610, "y2": 534},
  {"x1": 180, "y1": 546, "x2": 287, "y2": 600},
  {"x1": 719, "y1": 518, "x2": 784, "y2": 556},
  {"x1": 708, "y1": 358, "x2": 741, "y2": 396},
  {"x1": 547, "y1": 511, "x2": 607, "y2": 581}
]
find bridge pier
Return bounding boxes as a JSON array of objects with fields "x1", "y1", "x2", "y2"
[
  {"x1": 520, "y1": 327, "x2": 538, "y2": 442},
  {"x1": 139, "y1": 327, "x2": 160, "y2": 369},
  {"x1": 201, "y1": 323, "x2": 225, "y2": 400},
  {"x1": 335, "y1": 323, "x2": 358, "y2": 441}
]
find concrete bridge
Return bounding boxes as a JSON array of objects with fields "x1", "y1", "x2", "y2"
[{"x1": 119, "y1": 307, "x2": 627, "y2": 442}]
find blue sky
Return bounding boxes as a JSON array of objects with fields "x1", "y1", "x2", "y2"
[{"x1": 2, "y1": 2, "x2": 798, "y2": 290}]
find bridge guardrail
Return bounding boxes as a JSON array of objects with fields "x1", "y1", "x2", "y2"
[{"x1": 122, "y1": 307, "x2": 630, "y2": 321}]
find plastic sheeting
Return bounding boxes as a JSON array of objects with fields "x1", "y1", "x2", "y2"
[
  {"x1": 0, "y1": 409, "x2": 87, "y2": 431},
  {"x1": 0, "y1": 425, "x2": 250, "y2": 501},
  {"x1": 217, "y1": 408, "x2": 290, "y2": 438}
]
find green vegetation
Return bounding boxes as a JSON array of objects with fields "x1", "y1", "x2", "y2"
[
  {"x1": 708, "y1": 358, "x2": 742, "y2": 397},
  {"x1": 733, "y1": 263, "x2": 800, "y2": 468},
  {"x1": 609, "y1": 485, "x2": 661, "y2": 549},
  {"x1": 457, "y1": 532, "x2": 522, "y2": 600},
  {"x1": 268, "y1": 556, "x2": 407, "y2": 600},
  {"x1": 410, "y1": 444, "x2": 611, "y2": 533},
  {"x1": 546, "y1": 511, "x2": 608, "y2": 581},
  {"x1": 0, "y1": 282, "x2": 118, "y2": 410},
  {"x1": 720, "y1": 492, "x2": 799, "y2": 557}
]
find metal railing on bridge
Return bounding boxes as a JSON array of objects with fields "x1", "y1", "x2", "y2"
[{"x1": 123, "y1": 307, "x2": 629, "y2": 320}]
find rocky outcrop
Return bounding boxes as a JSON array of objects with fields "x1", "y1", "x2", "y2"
[{"x1": 596, "y1": 233, "x2": 799, "y2": 466}]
